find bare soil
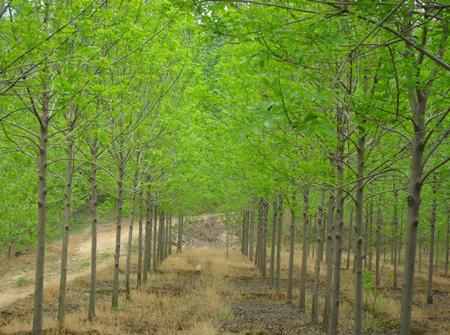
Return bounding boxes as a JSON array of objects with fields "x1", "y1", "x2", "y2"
[{"x1": 0, "y1": 222, "x2": 130, "y2": 309}]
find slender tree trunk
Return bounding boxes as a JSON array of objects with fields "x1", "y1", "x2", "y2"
[
  {"x1": 125, "y1": 159, "x2": 140, "y2": 300},
  {"x1": 143, "y1": 191, "x2": 152, "y2": 283},
  {"x1": 299, "y1": 186, "x2": 309, "y2": 312},
  {"x1": 375, "y1": 212, "x2": 381, "y2": 288},
  {"x1": 427, "y1": 181, "x2": 437, "y2": 304},
  {"x1": 255, "y1": 205, "x2": 261, "y2": 268},
  {"x1": 445, "y1": 212, "x2": 449, "y2": 276},
  {"x1": 153, "y1": 205, "x2": 158, "y2": 269},
  {"x1": 323, "y1": 190, "x2": 335, "y2": 329},
  {"x1": 363, "y1": 204, "x2": 369, "y2": 268},
  {"x1": 275, "y1": 195, "x2": 283, "y2": 293},
  {"x1": 435, "y1": 234, "x2": 439, "y2": 273},
  {"x1": 399, "y1": 212, "x2": 403, "y2": 265},
  {"x1": 249, "y1": 210, "x2": 254, "y2": 262},
  {"x1": 399, "y1": 89, "x2": 427, "y2": 335},
  {"x1": 226, "y1": 216, "x2": 230, "y2": 258},
  {"x1": 137, "y1": 191, "x2": 144, "y2": 288},
  {"x1": 312, "y1": 190, "x2": 325, "y2": 323},
  {"x1": 242, "y1": 211, "x2": 247, "y2": 255},
  {"x1": 368, "y1": 204, "x2": 373, "y2": 272},
  {"x1": 88, "y1": 140, "x2": 98, "y2": 321},
  {"x1": 287, "y1": 192, "x2": 296, "y2": 303},
  {"x1": 393, "y1": 186, "x2": 399, "y2": 289},
  {"x1": 57, "y1": 120, "x2": 74, "y2": 329},
  {"x1": 112, "y1": 158, "x2": 125, "y2": 309},
  {"x1": 354, "y1": 122, "x2": 365, "y2": 335},
  {"x1": 32, "y1": 90, "x2": 49, "y2": 335},
  {"x1": 159, "y1": 211, "x2": 165, "y2": 264},
  {"x1": 261, "y1": 199, "x2": 268, "y2": 278},
  {"x1": 167, "y1": 214, "x2": 172, "y2": 256},
  {"x1": 329, "y1": 108, "x2": 345, "y2": 335},
  {"x1": 347, "y1": 206, "x2": 353, "y2": 270},
  {"x1": 419, "y1": 237, "x2": 423, "y2": 272},
  {"x1": 177, "y1": 216, "x2": 183, "y2": 253},
  {"x1": 270, "y1": 197, "x2": 278, "y2": 286}
]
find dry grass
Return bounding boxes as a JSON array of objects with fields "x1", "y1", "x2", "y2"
[{"x1": 0, "y1": 247, "x2": 248, "y2": 335}]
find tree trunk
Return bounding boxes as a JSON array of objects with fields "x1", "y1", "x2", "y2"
[
  {"x1": 368, "y1": 204, "x2": 373, "y2": 272},
  {"x1": 392, "y1": 186, "x2": 399, "y2": 289},
  {"x1": 137, "y1": 191, "x2": 144, "y2": 288},
  {"x1": 143, "y1": 190, "x2": 152, "y2": 283},
  {"x1": 32, "y1": 90, "x2": 49, "y2": 335},
  {"x1": 312, "y1": 190, "x2": 325, "y2": 323},
  {"x1": 375, "y1": 212, "x2": 381, "y2": 288},
  {"x1": 363, "y1": 204, "x2": 369, "y2": 268},
  {"x1": 329, "y1": 108, "x2": 345, "y2": 335},
  {"x1": 299, "y1": 186, "x2": 309, "y2": 312},
  {"x1": 445, "y1": 212, "x2": 449, "y2": 276},
  {"x1": 275, "y1": 195, "x2": 283, "y2": 293},
  {"x1": 57, "y1": 120, "x2": 74, "y2": 329},
  {"x1": 125, "y1": 160, "x2": 140, "y2": 300},
  {"x1": 177, "y1": 216, "x2": 183, "y2": 253},
  {"x1": 262, "y1": 199, "x2": 268, "y2": 278},
  {"x1": 166, "y1": 214, "x2": 172, "y2": 257},
  {"x1": 435, "y1": 234, "x2": 439, "y2": 272},
  {"x1": 354, "y1": 122, "x2": 365, "y2": 335},
  {"x1": 347, "y1": 206, "x2": 353, "y2": 271},
  {"x1": 427, "y1": 180, "x2": 437, "y2": 304},
  {"x1": 153, "y1": 205, "x2": 158, "y2": 269},
  {"x1": 88, "y1": 140, "x2": 98, "y2": 321},
  {"x1": 399, "y1": 88, "x2": 427, "y2": 335},
  {"x1": 249, "y1": 210, "x2": 255, "y2": 262},
  {"x1": 323, "y1": 190, "x2": 335, "y2": 329},
  {"x1": 158, "y1": 211, "x2": 165, "y2": 264},
  {"x1": 270, "y1": 197, "x2": 278, "y2": 286},
  {"x1": 287, "y1": 192, "x2": 296, "y2": 303},
  {"x1": 112, "y1": 158, "x2": 125, "y2": 309}
]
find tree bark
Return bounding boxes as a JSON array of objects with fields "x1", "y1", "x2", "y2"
[
  {"x1": 323, "y1": 190, "x2": 335, "y2": 330},
  {"x1": 399, "y1": 87, "x2": 427, "y2": 335},
  {"x1": 368, "y1": 204, "x2": 373, "y2": 272},
  {"x1": 177, "y1": 215, "x2": 183, "y2": 253},
  {"x1": 375, "y1": 211, "x2": 381, "y2": 288},
  {"x1": 392, "y1": 185, "x2": 399, "y2": 289},
  {"x1": 57, "y1": 117, "x2": 75, "y2": 329},
  {"x1": 125, "y1": 158, "x2": 140, "y2": 300},
  {"x1": 312, "y1": 190, "x2": 325, "y2": 323},
  {"x1": 112, "y1": 157, "x2": 125, "y2": 309},
  {"x1": 249, "y1": 210, "x2": 255, "y2": 262},
  {"x1": 270, "y1": 197, "x2": 278, "y2": 286},
  {"x1": 329, "y1": 107, "x2": 346, "y2": 335},
  {"x1": 299, "y1": 186, "x2": 309, "y2": 312},
  {"x1": 153, "y1": 204, "x2": 158, "y2": 269},
  {"x1": 88, "y1": 139, "x2": 98, "y2": 321},
  {"x1": 354, "y1": 122, "x2": 365, "y2": 335},
  {"x1": 137, "y1": 191, "x2": 144, "y2": 288},
  {"x1": 346, "y1": 206, "x2": 353, "y2": 270},
  {"x1": 445, "y1": 211, "x2": 449, "y2": 276},
  {"x1": 287, "y1": 192, "x2": 296, "y2": 303},
  {"x1": 143, "y1": 190, "x2": 152, "y2": 283},
  {"x1": 32, "y1": 89, "x2": 49, "y2": 335},
  {"x1": 275, "y1": 195, "x2": 283, "y2": 293},
  {"x1": 426, "y1": 180, "x2": 437, "y2": 304}
]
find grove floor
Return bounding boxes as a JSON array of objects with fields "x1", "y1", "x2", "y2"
[{"x1": 0, "y1": 218, "x2": 449, "y2": 334}]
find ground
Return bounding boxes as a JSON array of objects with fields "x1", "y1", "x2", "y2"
[{"x1": 0, "y1": 215, "x2": 449, "y2": 334}]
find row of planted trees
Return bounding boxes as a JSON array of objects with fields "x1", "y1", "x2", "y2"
[
  {"x1": 0, "y1": 2, "x2": 201, "y2": 334},
  {"x1": 193, "y1": 1, "x2": 449, "y2": 335},
  {"x1": 239, "y1": 177, "x2": 448, "y2": 334}
]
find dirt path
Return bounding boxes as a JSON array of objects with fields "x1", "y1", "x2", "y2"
[{"x1": 0, "y1": 222, "x2": 129, "y2": 310}]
